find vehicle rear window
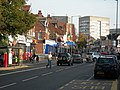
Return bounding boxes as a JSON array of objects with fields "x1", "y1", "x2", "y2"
[
  {"x1": 97, "y1": 58, "x2": 114, "y2": 64},
  {"x1": 58, "y1": 53, "x2": 70, "y2": 57},
  {"x1": 72, "y1": 54, "x2": 80, "y2": 57},
  {"x1": 87, "y1": 53, "x2": 92, "y2": 55}
]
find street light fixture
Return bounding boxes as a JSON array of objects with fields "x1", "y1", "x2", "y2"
[
  {"x1": 115, "y1": 0, "x2": 119, "y2": 35},
  {"x1": 70, "y1": 15, "x2": 81, "y2": 55}
]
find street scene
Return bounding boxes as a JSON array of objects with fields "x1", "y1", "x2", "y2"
[
  {"x1": 0, "y1": 60, "x2": 118, "y2": 90},
  {"x1": 0, "y1": 0, "x2": 120, "y2": 90}
]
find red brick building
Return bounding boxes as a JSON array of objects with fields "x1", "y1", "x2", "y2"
[{"x1": 26, "y1": 8, "x2": 77, "y2": 54}]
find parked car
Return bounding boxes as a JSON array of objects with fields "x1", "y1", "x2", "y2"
[
  {"x1": 94, "y1": 55, "x2": 120, "y2": 79},
  {"x1": 72, "y1": 54, "x2": 83, "y2": 63},
  {"x1": 57, "y1": 53, "x2": 73, "y2": 66},
  {"x1": 86, "y1": 52, "x2": 100, "y2": 62}
]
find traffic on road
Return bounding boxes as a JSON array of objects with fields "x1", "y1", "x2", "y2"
[{"x1": 0, "y1": 53, "x2": 119, "y2": 90}]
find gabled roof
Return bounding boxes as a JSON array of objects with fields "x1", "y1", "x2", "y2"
[{"x1": 48, "y1": 23, "x2": 65, "y2": 35}]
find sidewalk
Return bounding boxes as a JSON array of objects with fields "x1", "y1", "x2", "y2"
[{"x1": 0, "y1": 59, "x2": 48, "y2": 71}]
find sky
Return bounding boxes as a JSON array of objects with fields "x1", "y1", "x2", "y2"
[{"x1": 27, "y1": 0, "x2": 120, "y2": 29}]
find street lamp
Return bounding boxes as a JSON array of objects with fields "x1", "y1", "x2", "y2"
[
  {"x1": 70, "y1": 15, "x2": 81, "y2": 55},
  {"x1": 104, "y1": 0, "x2": 119, "y2": 47},
  {"x1": 115, "y1": 0, "x2": 119, "y2": 35}
]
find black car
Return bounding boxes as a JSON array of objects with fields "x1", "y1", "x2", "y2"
[
  {"x1": 94, "y1": 55, "x2": 120, "y2": 79},
  {"x1": 57, "y1": 53, "x2": 73, "y2": 66}
]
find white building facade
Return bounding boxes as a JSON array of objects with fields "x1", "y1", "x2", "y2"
[{"x1": 79, "y1": 16, "x2": 110, "y2": 40}]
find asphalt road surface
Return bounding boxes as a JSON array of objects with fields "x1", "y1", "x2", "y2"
[{"x1": 0, "y1": 61, "x2": 118, "y2": 90}]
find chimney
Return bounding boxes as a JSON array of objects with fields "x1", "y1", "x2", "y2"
[
  {"x1": 38, "y1": 10, "x2": 43, "y2": 17},
  {"x1": 47, "y1": 14, "x2": 52, "y2": 23}
]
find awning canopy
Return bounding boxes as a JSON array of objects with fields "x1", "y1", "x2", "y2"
[{"x1": 66, "y1": 41, "x2": 75, "y2": 47}]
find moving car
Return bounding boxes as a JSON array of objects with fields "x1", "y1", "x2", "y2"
[
  {"x1": 57, "y1": 53, "x2": 73, "y2": 66},
  {"x1": 94, "y1": 55, "x2": 120, "y2": 79},
  {"x1": 72, "y1": 54, "x2": 83, "y2": 63}
]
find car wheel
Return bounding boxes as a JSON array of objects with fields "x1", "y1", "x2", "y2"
[
  {"x1": 71, "y1": 62, "x2": 73, "y2": 65},
  {"x1": 68, "y1": 62, "x2": 71, "y2": 66},
  {"x1": 57, "y1": 62, "x2": 59, "y2": 66},
  {"x1": 94, "y1": 74, "x2": 98, "y2": 79},
  {"x1": 93, "y1": 58, "x2": 97, "y2": 62}
]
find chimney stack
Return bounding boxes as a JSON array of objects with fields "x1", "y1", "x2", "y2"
[{"x1": 38, "y1": 10, "x2": 43, "y2": 17}]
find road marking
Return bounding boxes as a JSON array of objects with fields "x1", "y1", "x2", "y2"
[
  {"x1": 41, "y1": 72, "x2": 53, "y2": 76},
  {"x1": 22, "y1": 76, "x2": 38, "y2": 82},
  {"x1": 65, "y1": 67, "x2": 71, "y2": 70},
  {"x1": 0, "y1": 83, "x2": 16, "y2": 89},
  {"x1": 56, "y1": 69, "x2": 64, "y2": 72},
  {"x1": 86, "y1": 75, "x2": 93, "y2": 81},
  {"x1": 0, "y1": 66, "x2": 46, "y2": 76},
  {"x1": 111, "y1": 79, "x2": 117, "y2": 90}
]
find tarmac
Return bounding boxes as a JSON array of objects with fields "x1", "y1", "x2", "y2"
[{"x1": 0, "y1": 59, "x2": 120, "y2": 90}]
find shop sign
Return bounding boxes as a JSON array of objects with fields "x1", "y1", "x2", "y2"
[{"x1": 18, "y1": 35, "x2": 26, "y2": 44}]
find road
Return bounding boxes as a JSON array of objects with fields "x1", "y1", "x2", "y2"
[{"x1": 0, "y1": 61, "x2": 118, "y2": 90}]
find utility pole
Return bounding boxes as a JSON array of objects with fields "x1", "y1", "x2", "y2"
[{"x1": 116, "y1": 0, "x2": 119, "y2": 35}]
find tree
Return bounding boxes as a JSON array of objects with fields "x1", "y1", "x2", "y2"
[
  {"x1": 76, "y1": 33, "x2": 87, "y2": 49},
  {"x1": 0, "y1": 0, "x2": 36, "y2": 35}
]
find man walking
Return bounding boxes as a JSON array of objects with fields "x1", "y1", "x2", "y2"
[{"x1": 46, "y1": 52, "x2": 52, "y2": 68}]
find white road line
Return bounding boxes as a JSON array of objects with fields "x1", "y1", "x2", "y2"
[
  {"x1": 111, "y1": 79, "x2": 118, "y2": 90},
  {"x1": 22, "y1": 76, "x2": 39, "y2": 82},
  {"x1": 41, "y1": 72, "x2": 53, "y2": 76},
  {"x1": 56, "y1": 69, "x2": 64, "y2": 72},
  {"x1": 86, "y1": 75, "x2": 93, "y2": 81},
  {"x1": 0, "y1": 66, "x2": 46, "y2": 76},
  {"x1": 0, "y1": 83, "x2": 16, "y2": 89},
  {"x1": 65, "y1": 67, "x2": 71, "y2": 70}
]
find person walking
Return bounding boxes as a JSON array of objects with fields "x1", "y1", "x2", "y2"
[{"x1": 46, "y1": 52, "x2": 52, "y2": 68}]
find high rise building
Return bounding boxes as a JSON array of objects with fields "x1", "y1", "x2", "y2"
[{"x1": 79, "y1": 16, "x2": 110, "y2": 40}]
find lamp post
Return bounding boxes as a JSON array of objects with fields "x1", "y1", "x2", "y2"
[
  {"x1": 70, "y1": 15, "x2": 81, "y2": 55},
  {"x1": 104, "y1": 0, "x2": 119, "y2": 47},
  {"x1": 115, "y1": 0, "x2": 119, "y2": 35}
]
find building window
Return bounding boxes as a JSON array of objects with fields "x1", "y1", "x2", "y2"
[{"x1": 38, "y1": 32, "x2": 42, "y2": 40}]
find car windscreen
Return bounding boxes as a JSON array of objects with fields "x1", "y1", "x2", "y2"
[{"x1": 97, "y1": 58, "x2": 114, "y2": 64}]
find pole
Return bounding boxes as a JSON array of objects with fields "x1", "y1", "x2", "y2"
[
  {"x1": 116, "y1": 0, "x2": 118, "y2": 35},
  {"x1": 71, "y1": 16, "x2": 73, "y2": 55},
  {"x1": 115, "y1": 0, "x2": 119, "y2": 47}
]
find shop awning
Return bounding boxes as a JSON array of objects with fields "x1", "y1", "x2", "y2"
[{"x1": 66, "y1": 41, "x2": 75, "y2": 47}]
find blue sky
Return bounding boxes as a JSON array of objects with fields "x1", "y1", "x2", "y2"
[{"x1": 27, "y1": 0, "x2": 119, "y2": 29}]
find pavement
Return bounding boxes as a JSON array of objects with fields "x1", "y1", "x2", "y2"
[{"x1": 0, "y1": 59, "x2": 48, "y2": 71}]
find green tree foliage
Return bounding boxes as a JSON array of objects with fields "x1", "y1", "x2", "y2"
[
  {"x1": 0, "y1": 0, "x2": 36, "y2": 35},
  {"x1": 76, "y1": 33, "x2": 87, "y2": 49}
]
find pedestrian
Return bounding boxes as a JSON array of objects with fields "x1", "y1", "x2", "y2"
[
  {"x1": 46, "y1": 52, "x2": 52, "y2": 68},
  {"x1": 15, "y1": 55, "x2": 18, "y2": 65},
  {"x1": 36, "y1": 55, "x2": 39, "y2": 63},
  {"x1": 19, "y1": 55, "x2": 23, "y2": 66}
]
